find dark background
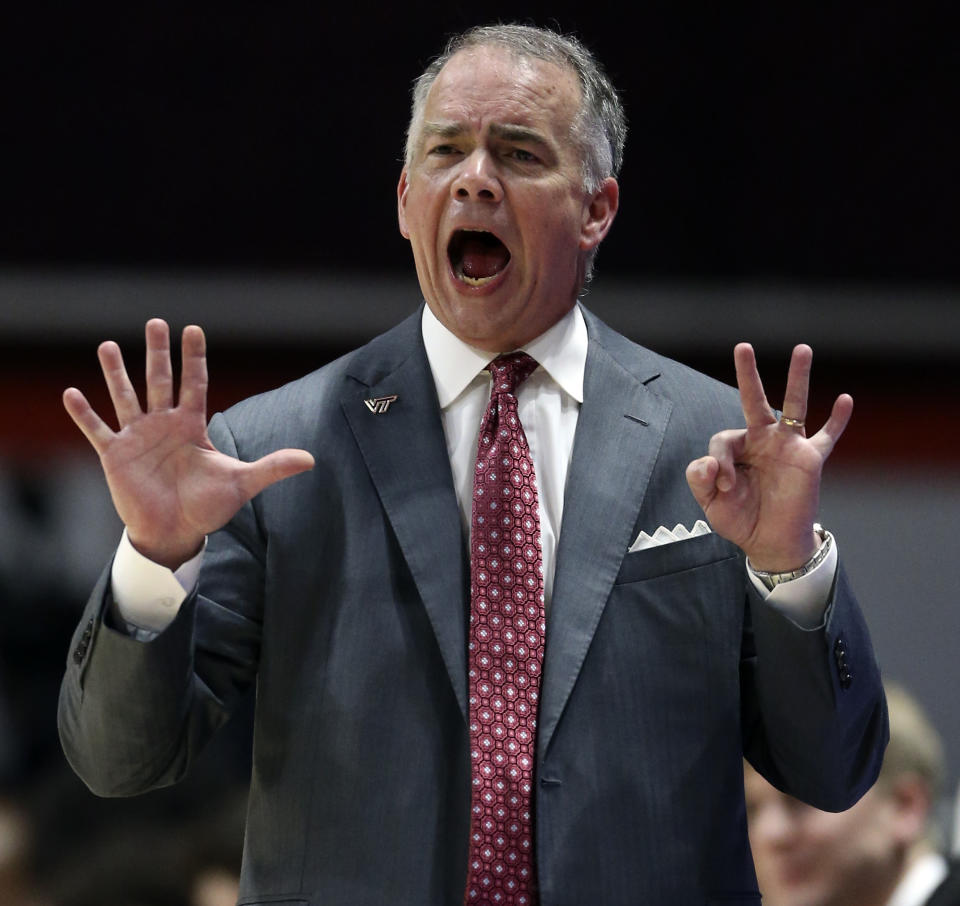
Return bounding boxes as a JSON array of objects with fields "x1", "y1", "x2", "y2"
[{"x1": 3, "y1": 1, "x2": 958, "y2": 281}]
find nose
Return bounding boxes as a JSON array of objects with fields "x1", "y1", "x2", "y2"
[{"x1": 451, "y1": 150, "x2": 503, "y2": 203}]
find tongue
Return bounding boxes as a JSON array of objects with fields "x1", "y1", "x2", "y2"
[{"x1": 460, "y1": 235, "x2": 509, "y2": 279}]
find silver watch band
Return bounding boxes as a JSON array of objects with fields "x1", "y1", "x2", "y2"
[{"x1": 751, "y1": 524, "x2": 832, "y2": 592}]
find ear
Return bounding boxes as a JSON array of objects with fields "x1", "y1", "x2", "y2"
[
  {"x1": 887, "y1": 774, "x2": 933, "y2": 846},
  {"x1": 579, "y1": 177, "x2": 619, "y2": 251},
  {"x1": 397, "y1": 168, "x2": 411, "y2": 239}
]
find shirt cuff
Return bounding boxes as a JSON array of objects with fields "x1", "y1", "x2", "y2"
[
  {"x1": 109, "y1": 528, "x2": 206, "y2": 634},
  {"x1": 746, "y1": 531, "x2": 839, "y2": 630}
]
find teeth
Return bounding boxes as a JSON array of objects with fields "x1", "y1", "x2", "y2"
[
  {"x1": 455, "y1": 264, "x2": 499, "y2": 287},
  {"x1": 459, "y1": 272, "x2": 497, "y2": 287}
]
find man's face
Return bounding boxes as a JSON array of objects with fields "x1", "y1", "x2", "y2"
[
  {"x1": 743, "y1": 766, "x2": 907, "y2": 906},
  {"x1": 398, "y1": 45, "x2": 618, "y2": 352}
]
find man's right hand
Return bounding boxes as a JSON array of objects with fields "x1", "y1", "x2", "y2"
[{"x1": 63, "y1": 319, "x2": 315, "y2": 570}]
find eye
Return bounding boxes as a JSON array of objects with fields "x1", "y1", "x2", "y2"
[
  {"x1": 428, "y1": 143, "x2": 459, "y2": 156},
  {"x1": 508, "y1": 148, "x2": 538, "y2": 163}
]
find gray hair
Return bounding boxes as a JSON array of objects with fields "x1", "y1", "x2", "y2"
[{"x1": 405, "y1": 24, "x2": 627, "y2": 195}]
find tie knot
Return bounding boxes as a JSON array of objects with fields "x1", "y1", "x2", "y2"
[{"x1": 487, "y1": 352, "x2": 538, "y2": 396}]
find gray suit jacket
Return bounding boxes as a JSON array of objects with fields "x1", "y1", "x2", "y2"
[{"x1": 60, "y1": 306, "x2": 887, "y2": 905}]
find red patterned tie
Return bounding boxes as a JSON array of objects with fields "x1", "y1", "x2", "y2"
[{"x1": 465, "y1": 353, "x2": 544, "y2": 906}]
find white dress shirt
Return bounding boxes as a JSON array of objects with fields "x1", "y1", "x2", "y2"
[
  {"x1": 111, "y1": 303, "x2": 835, "y2": 633},
  {"x1": 422, "y1": 301, "x2": 585, "y2": 610},
  {"x1": 887, "y1": 852, "x2": 950, "y2": 906}
]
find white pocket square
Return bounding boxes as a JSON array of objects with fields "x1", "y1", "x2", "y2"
[{"x1": 629, "y1": 520, "x2": 711, "y2": 552}]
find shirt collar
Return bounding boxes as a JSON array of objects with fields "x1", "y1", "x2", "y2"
[
  {"x1": 887, "y1": 851, "x2": 949, "y2": 906},
  {"x1": 421, "y1": 303, "x2": 588, "y2": 409}
]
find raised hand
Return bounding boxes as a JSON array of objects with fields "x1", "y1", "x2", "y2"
[
  {"x1": 63, "y1": 319, "x2": 315, "y2": 570},
  {"x1": 685, "y1": 343, "x2": 852, "y2": 572}
]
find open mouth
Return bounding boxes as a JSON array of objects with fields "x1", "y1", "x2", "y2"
[{"x1": 447, "y1": 229, "x2": 511, "y2": 287}]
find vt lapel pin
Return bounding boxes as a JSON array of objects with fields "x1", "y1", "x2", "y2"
[{"x1": 363, "y1": 395, "x2": 399, "y2": 414}]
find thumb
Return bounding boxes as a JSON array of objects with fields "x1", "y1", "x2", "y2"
[
  {"x1": 685, "y1": 456, "x2": 719, "y2": 509},
  {"x1": 239, "y1": 448, "x2": 315, "y2": 500}
]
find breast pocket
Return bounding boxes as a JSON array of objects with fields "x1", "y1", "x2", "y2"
[
  {"x1": 610, "y1": 530, "x2": 744, "y2": 666},
  {"x1": 615, "y1": 530, "x2": 739, "y2": 585},
  {"x1": 601, "y1": 529, "x2": 746, "y2": 743}
]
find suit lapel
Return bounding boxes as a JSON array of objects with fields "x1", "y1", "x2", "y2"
[
  {"x1": 337, "y1": 308, "x2": 675, "y2": 739},
  {"x1": 340, "y1": 312, "x2": 469, "y2": 722},
  {"x1": 538, "y1": 316, "x2": 674, "y2": 761}
]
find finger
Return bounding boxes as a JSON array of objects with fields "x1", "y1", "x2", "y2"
[
  {"x1": 734, "y1": 343, "x2": 776, "y2": 428},
  {"x1": 62, "y1": 387, "x2": 115, "y2": 453},
  {"x1": 780, "y1": 343, "x2": 812, "y2": 428},
  {"x1": 708, "y1": 428, "x2": 747, "y2": 493},
  {"x1": 810, "y1": 393, "x2": 854, "y2": 458},
  {"x1": 685, "y1": 456, "x2": 719, "y2": 509},
  {"x1": 145, "y1": 319, "x2": 174, "y2": 412},
  {"x1": 97, "y1": 340, "x2": 142, "y2": 427},
  {"x1": 237, "y1": 449, "x2": 316, "y2": 500},
  {"x1": 178, "y1": 325, "x2": 209, "y2": 416}
]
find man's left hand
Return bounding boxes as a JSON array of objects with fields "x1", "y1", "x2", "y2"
[{"x1": 686, "y1": 343, "x2": 852, "y2": 572}]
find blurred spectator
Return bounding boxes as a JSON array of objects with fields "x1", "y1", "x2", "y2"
[
  {"x1": 1, "y1": 461, "x2": 246, "y2": 905},
  {"x1": 190, "y1": 867, "x2": 240, "y2": 906},
  {"x1": 0, "y1": 797, "x2": 51, "y2": 905},
  {"x1": 745, "y1": 683, "x2": 960, "y2": 906},
  {"x1": 23, "y1": 764, "x2": 244, "y2": 906}
]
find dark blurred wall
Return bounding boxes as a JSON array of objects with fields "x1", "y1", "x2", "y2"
[{"x1": 2, "y1": 2, "x2": 957, "y2": 281}]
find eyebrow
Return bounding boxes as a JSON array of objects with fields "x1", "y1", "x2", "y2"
[
  {"x1": 489, "y1": 123, "x2": 551, "y2": 147},
  {"x1": 419, "y1": 121, "x2": 552, "y2": 148},
  {"x1": 420, "y1": 121, "x2": 467, "y2": 141}
]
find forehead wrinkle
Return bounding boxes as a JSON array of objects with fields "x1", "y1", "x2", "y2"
[
  {"x1": 411, "y1": 49, "x2": 582, "y2": 169},
  {"x1": 434, "y1": 49, "x2": 578, "y2": 121}
]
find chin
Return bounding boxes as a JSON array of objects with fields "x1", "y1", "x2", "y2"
[{"x1": 777, "y1": 880, "x2": 827, "y2": 906}]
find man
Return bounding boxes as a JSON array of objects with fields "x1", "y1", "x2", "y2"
[
  {"x1": 58, "y1": 24, "x2": 887, "y2": 905},
  {"x1": 745, "y1": 684, "x2": 960, "y2": 906}
]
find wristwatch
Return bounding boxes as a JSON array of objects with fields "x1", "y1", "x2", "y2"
[{"x1": 751, "y1": 524, "x2": 832, "y2": 591}]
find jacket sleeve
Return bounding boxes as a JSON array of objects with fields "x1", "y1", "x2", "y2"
[
  {"x1": 741, "y1": 562, "x2": 889, "y2": 811},
  {"x1": 58, "y1": 412, "x2": 265, "y2": 797}
]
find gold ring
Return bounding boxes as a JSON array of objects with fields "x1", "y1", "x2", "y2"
[{"x1": 780, "y1": 416, "x2": 805, "y2": 429}]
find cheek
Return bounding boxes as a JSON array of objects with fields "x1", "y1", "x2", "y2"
[
  {"x1": 803, "y1": 817, "x2": 875, "y2": 874},
  {"x1": 536, "y1": 200, "x2": 588, "y2": 248},
  {"x1": 412, "y1": 200, "x2": 449, "y2": 248}
]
